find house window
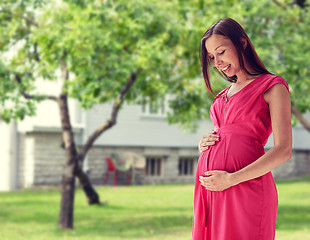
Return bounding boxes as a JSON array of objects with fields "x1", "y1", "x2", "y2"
[
  {"x1": 141, "y1": 97, "x2": 166, "y2": 116},
  {"x1": 145, "y1": 157, "x2": 162, "y2": 176},
  {"x1": 178, "y1": 157, "x2": 195, "y2": 176}
]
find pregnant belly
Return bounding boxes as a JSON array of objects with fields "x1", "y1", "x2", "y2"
[{"x1": 205, "y1": 131, "x2": 265, "y2": 173}]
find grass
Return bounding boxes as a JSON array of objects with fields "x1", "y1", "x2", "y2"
[
  {"x1": 275, "y1": 176, "x2": 310, "y2": 240},
  {"x1": 0, "y1": 176, "x2": 309, "y2": 240}
]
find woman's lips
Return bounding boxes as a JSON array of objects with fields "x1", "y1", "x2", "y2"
[{"x1": 222, "y1": 64, "x2": 231, "y2": 73}]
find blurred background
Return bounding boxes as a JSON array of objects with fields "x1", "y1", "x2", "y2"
[{"x1": 0, "y1": 0, "x2": 309, "y2": 239}]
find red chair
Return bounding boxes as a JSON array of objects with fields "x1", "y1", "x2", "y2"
[{"x1": 103, "y1": 156, "x2": 117, "y2": 186}]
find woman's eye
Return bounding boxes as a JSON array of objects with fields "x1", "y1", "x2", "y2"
[
  {"x1": 219, "y1": 50, "x2": 225, "y2": 55},
  {"x1": 209, "y1": 56, "x2": 214, "y2": 60}
]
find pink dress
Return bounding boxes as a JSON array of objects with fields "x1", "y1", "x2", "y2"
[{"x1": 192, "y1": 74, "x2": 289, "y2": 240}]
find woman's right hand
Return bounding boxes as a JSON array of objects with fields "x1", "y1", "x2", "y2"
[{"x1": 198, "y1": 130, "x2": 220, "y2": 153}]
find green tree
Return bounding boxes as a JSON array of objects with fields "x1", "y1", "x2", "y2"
[{"x1": 0, "y1": 0, "x2": 212, "y2": 229}]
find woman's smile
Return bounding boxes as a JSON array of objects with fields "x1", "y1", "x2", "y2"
[{"x1": 221, "y1": 64, "x2": 231, "y2": 73}]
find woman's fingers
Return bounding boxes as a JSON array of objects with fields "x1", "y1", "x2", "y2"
[
  {"x1": 199, "y1": 130, "x2": 220, "y2": 152},
  {"x1": 202, "y1": 134, "x2": 219, "y2": 142},
  {"x1": 202, "y1": 130, "x2": 219, "y2": 141},
  {"x1": 199, "y1": 145, "x2": 209, "y2": 153},
  {"x1": 199, "y1": 176, "x2": 213, "y2": 187},
  {"x1": 200, "y1": 136, "x2": 219, "y2": 146}
]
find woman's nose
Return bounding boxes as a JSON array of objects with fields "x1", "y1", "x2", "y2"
[{"x1": 214, "y1": 56, "x2": 222, "y2": 68}]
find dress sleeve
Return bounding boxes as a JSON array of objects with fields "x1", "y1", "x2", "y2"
[{"x1": 264, "y1": 76, "x2": 289, "y2": 93}]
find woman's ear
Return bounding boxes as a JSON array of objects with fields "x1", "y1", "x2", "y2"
[{"x1": 240, "y1": 37, "x2": 247, "y2": 49}]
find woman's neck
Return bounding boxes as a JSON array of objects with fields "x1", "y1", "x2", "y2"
[{"x1": 235, "y1": 71, "x2": 261, "y2": 84}]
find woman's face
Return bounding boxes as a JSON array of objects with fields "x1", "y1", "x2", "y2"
[{"x1": 205, "y1": 34, "x2": 243, "y2": 78}]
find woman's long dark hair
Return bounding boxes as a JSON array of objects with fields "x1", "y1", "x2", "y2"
[{"x1": 200, "y1": 18, "x2": 270, "y2": 95}]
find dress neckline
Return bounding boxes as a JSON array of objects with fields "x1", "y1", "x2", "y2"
[{"x1": 225, "y1": 74, "x2": 266, "y2": 101}]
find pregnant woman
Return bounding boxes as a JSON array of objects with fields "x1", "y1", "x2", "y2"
[{"x1": 192, "y1": 18, "x2": 292, "y2": 240}]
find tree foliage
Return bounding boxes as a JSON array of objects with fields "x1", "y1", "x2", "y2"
[
  {"x1": 0, "y1": 0, "x2": 208, "y2": 130},
  {"x1": 1, "y1": 0, "x2": 310, "y2": 131}
]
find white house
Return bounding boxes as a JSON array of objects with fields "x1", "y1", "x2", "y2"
[{"x1": 1, "y1": 94, "x2": 310, "y2": 191}]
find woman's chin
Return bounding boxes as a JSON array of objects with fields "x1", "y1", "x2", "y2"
[
  {"x1": 224, "y1": 72, "x2": 234, "y2": 78},
  {"x1": 221, "y1": 69, "x2": 233, "y2": 77}
]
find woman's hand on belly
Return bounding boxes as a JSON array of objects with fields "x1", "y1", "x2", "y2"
[
  {"x1": 199, "y1": 170, "x2": 236, "y2": 191},
  {"x1": 199, "y1": 130, "x2": 220, "y2": 152}
]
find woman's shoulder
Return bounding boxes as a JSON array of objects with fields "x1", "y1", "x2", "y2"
[
  {"x1": 262, "y1": 74, "x2": 289, "y2": 92},
  {"x1": 260, "y1": 73, "x2": 286, "y2": 82}
]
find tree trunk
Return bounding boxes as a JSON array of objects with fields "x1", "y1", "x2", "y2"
[
  {"x1": 58, "y1": 94, "x2": 78, "y2": 229},
  {"x1": 292, "y1": 105, "x2": 310, "y2": 132},
  {"x1": 76, "y1": 164, "x2": 101, "y2": 204},
  {"x1": 73, "y1": 69, "x2": 141, "y2": 204}
]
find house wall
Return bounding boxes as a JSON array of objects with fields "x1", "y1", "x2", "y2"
[
  {"x1": 18, "y1": 133, "x2": 26, "y2": 188},
  {"x1": 87, "y1": 145, "x2": 199, "y2": 185},
  {"x1": 18, "y1": 131, "x2": 200, "y2": 186},
  {"x1": 271, "y1": 149, "x2": 310, "y2": 179},
  {"x1": 0, "y1": 121, "x2": 19, "y2": 191},
  {"x1": 19, "y1": 132, "x2": 65, "y2": 187},
  {"x1": 17, "y1": 130, "x2": 310, "y2": 188},
  {"x1": 4, "y1": 100, "x2": 310, "y2": 189},
  {"x1": 84, "y1": 103, "x2": 213, "y2": 148}
]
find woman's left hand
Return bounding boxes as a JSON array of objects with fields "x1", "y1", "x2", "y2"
[{"x1": 199, "y1": 170, "x2": 236, "y2": 191}]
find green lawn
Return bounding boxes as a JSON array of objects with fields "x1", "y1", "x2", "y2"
[{"x1": 0, "y1": 176, "x2": 309, "y2": 240}]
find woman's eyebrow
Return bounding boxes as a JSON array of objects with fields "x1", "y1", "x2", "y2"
[{"x1": 214, "y1": 45, "x2": 225, "y2": 51}]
